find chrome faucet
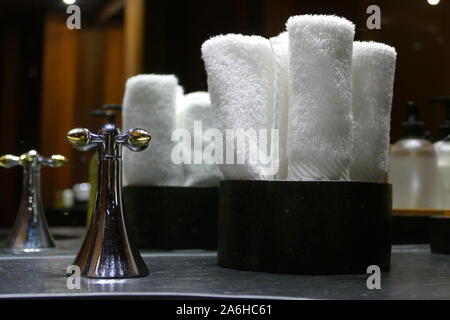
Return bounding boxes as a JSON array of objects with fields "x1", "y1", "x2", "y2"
[
  {"x1": 0, "y1": 150, "x2": 67, "y2": 251},
  {"x1": 66, "y1": 123, "x2": 151, "y2": 278}
]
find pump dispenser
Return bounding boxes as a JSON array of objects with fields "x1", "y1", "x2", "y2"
[
  {"x1": 401, "y1": 101, "x2": 426, "y2": 138},
  {"x1": 388, "y1": 101, "x2": 441, "y2": 210},
  {"x1": 429, "y1": 97, "x2": 450, "y2": 143},
  {"x1": 429, "y1": 97, "x2": 450, "y2": 210}
]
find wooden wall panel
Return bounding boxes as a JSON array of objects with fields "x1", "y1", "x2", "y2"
[
  {"x1": 40, "y1": 12, "x2": 125, "y2": 205},
  {"x1": 40, "y1": 13, "x2": 78, "y2": 205},
  {"x1": 104, "y1": 23, "x2": 125, "y2": 104},
  {"x1": 124, "y1": 0, "x2": 144, "y2": 78},
  {"x1": 0, "y1": 30, "x2": 21, "y2": 224}
]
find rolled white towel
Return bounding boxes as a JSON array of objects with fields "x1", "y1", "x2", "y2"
[
  {"x1": 177, "y1": 91, "x2": 224, "y2": 186},
  {"x1": 175, "y1": 85, "x2": 185, "y2": 129},
  {"x1": 350, "y1": 41, "x2": 397, "y2": 182},
  {"x1": 201, "y1": 34, "x2": 277, "y2": 180},
  {"x1": 122, "y1": 74, "x2": 184, "y2": 186},
  {"x1": 286, "y1": 15, "x2": 355, "y2": 181},
  {"x1": 270, "y1": 31, "x2": 289, "y2": 180}
]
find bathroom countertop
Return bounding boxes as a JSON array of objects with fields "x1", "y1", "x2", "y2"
[{"x1": 0, "y1": 227, "x2": 449, "y2": 300}]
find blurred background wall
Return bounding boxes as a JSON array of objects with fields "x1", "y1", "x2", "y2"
[{"x1": 0, "y1": 0, "x2": 449, "y2": 225}]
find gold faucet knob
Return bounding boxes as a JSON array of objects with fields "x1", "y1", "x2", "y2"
[
  {"x1": 66, "y1": 128, "x2": 104, "y2": 152},
  {"x1": 123, "y1": 128, "x2": 151, "y2": 152},
  {"x1": 44, "y1": 155, "x2": 68, "y2": 168},
  {"x1": 0, "y1": 154, "x2": 20, "y2": 168},
  {"x1": 66, "y1": 128, "x2": 94, "y2": 151}
]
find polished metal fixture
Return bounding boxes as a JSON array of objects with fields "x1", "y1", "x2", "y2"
[
  {"x1": 0, "y1": 150, "x2": 67, "y2": 251},
  {"x1": 66, "y1": 123, "x2": 151, "y2": 278}
]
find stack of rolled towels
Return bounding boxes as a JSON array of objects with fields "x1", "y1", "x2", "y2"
[
  {"x1": 122, "y1": 14, "x2": 397, "y2": 186},
  {"x1": 202, "y1": 14, "x2": 397, "y2": 183},
  {"x1": 122, "y1": 74, "x2": 224, "y2": 187}
]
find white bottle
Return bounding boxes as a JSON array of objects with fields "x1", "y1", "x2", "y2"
[
  {"x1": 389, "y1": 102, "x2": 441, "y2": 210},
  {"x1": 435, "y1": 141, "x2": 450, "y2": 209},
  {"x1": 430, "y1": 97, "x2": 450, "y2": 210}
]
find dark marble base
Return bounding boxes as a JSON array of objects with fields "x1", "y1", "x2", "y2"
[
  {"x1": 430, "y1": 215, "x2": 450, "y2": 254},
  {"x1": 218, "y1": 180, "x2": 392, "y2": 275},
  {"x1": 392, "y1": 215, "x2": 431, "y2": 244},
  {"x1": 123, "y1": 186, "x2": 218, "y2": 250}
]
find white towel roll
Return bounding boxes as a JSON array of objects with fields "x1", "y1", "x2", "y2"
[
  {"x1": 177, "y1": 91, "x2": 224, "y2": 186},
  {"x1": 270, "y1": 32, "x2": 289, "y2": 180},
  {"x1": 175, "y1": 85, "x2": 185, "y2": 129},
  {"x1": 201, "y1": 34, "x2": 277, "y2": 180},
  {"x1": 122, "y1": 74, "x2": 184, "y2": 186},
  {"x1": 350, "y1": 41, "x2": 397, "y2": 182},
  {"x1": 286, "y1": 15, "x2": 355, "y2": 181}
]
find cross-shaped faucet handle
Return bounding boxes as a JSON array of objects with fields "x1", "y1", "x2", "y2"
[
  {"x1": 64, "y1": 123, "x2": 151, "y2": 278},
  {"x1": 0, "y1": 150, "x2": 67, "y2": 251},
  {"x1": 0, "y1": 150, "x2": 67, "y2": 170},
  {"x1": 66, "y1": 126, "x2": 151, "y2": 153}
]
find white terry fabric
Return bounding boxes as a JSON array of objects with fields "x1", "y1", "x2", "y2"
[
  {"x1": 178, "y1": 91, "x2": 224, "y2": 186},
  {"x1": 122, "y1": 74, "x2": 184, "y2": 186},
  {"x1": 286, "y1": 15, "x2": 355, "y2": 181},
  {"x1": 175, "y1": 85, "x2": 185, "y2": 129},
  {"x1": 270, "y1": 32, "x2": 289, "y2": 180},
  {"x1": 349, "y1": 41, "x2": 397, "y2": 182},
  {"x1": 201, "y1": 34, "x2": 277, "y2": 180}
]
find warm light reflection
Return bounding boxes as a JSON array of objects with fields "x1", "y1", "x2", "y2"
[
  {"x1": 427, "y1": 0, "x2": 440, "y2": 5},
  {"x1": 63, "y1": 0, "x2": 77, "y2": 5}
]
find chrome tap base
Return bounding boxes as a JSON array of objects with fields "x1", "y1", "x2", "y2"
[
  {"x1": 5, "y1": 169, "x2": 55, "y2": 251},
  {"x1": 0, "y1": 150, "x2": 67, "y2": 251},
  {"x1": 67, "y1": 124, "x2": 151, "y2": 278}
]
